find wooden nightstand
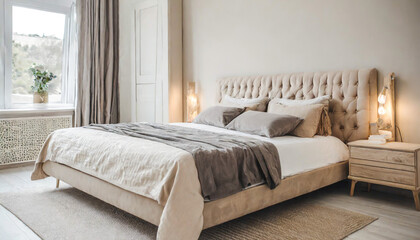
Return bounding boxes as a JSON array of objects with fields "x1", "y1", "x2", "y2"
[{"x1": 348, "y1": 140, "x2": 420, "y2": 211}]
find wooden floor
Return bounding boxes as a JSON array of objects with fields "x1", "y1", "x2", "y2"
[{"x1": 1, "y1": 166, "x2": 419, "y2": 240}]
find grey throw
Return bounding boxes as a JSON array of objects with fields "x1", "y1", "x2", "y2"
[{"x1": 86, "y1": 123, "x2": 281, "y2": 201}]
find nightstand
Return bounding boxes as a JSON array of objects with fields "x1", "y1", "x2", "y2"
[{"x1": 348, "y1": 140, "x2": 420, "y2": 211}]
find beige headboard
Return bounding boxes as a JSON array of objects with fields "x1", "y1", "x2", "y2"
[{"x1": 217, "y1": 69, "x2": 378, "y2": 143}]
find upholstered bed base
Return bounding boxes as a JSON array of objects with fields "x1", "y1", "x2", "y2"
[{"x1": 43, "y1": 160, "x2": 348, "y2": 230}]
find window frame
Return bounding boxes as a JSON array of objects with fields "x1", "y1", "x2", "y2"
[{"x1": 1, "y1": 0, "x2": 74, "y2": 110}]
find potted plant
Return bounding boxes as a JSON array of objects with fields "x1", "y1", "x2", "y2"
[{"x1": 30, "y1": 64, "x2": 56, "y2": 104}]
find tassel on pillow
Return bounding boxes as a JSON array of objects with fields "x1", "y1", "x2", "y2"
[{"x1": 317, "y1": 107, "x2": 332, "y2": 136}]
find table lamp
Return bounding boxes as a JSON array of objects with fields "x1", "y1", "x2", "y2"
[{"x1": 187, "y1": 82, "x2": 199, "y2": 122}]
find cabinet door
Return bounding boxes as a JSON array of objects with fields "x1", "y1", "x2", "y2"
[
  {"x1": 129, "y1": 0, "x2": 182, "y2": 123},
  {"x1": 136, "y1": 84, "x2": 155, "y2": 123},
  {"x1": 135, "y1": 1, "x2": 158, "y2": 84},
  {"x1": 134, "y1": 0, "x2": 160, "y2": 122}
]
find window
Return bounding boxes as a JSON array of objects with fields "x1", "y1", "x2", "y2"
[{"x1": 0, "y1": 0, "x2": 77, "y2": 109}]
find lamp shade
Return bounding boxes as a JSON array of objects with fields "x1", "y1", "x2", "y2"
[
  {"x1": 187, "y1": 82, "x2": 199, "y2": 122},
  {"x1": 378, "y1": 91, "x2": 387, "y2": 105},
  {"x1": 378, "y1": 105, "x2": 386, "y2": 115}
]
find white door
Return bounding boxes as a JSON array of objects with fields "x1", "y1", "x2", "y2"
[{"x1": 134, "y1": 0, "x2": 160, "y2": 122}]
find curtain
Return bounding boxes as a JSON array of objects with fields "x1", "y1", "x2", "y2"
[{"x1": 76, "y1": 0, "x2": 119, "y2": 126}]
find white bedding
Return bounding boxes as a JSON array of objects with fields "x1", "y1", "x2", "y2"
[
  {"x1": 172, "y1": 122, "x2": 349, "y2": 178},
  {"x1": 32, "y1": 122, "x2": 349, "y2": 240}
]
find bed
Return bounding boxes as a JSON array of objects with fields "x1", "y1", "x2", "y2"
[{"x1": 31, "y1": 69, "x2": 378, "y2": 240}]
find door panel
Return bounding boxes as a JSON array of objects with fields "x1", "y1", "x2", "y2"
[
  {"x1": 135, "y1": 3, "x2": 158, "y2": 84},
  {"x1": 136, "y1": 84, "x2": 155, "y2": 123}
]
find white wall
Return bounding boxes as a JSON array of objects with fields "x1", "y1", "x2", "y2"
[{"x1": 183, "y1": 0, "x2": 420, "y2": 143}]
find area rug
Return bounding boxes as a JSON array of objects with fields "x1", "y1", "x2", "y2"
[{"x1": 0, "y1": 186, "x2": 377, "y2": 240}]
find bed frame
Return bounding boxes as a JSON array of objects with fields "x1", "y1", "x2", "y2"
[
  {"x1": 43, "y1": 68, "x2": 378, "y2": 235},
  {"x1": 44, "y1": 160, "x2": 348, "y2": 229}
]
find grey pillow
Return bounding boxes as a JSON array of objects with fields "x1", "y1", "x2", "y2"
[
  {"x1": 226, "y1": 111, "x2": 302, "y2": 138},
  {"x1": 193, "y1": 106, "x2": 244, "y2": 127}
]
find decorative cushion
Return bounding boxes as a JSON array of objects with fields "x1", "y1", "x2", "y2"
[
  {"x1": 268, "y1": 95, "x2": 332, "y2": 136},
  {"x1": 267, "y1": 103, "x2": 325, "y2": 138},
  {"x1": 221, "y1": 95, "x2": 269, "y2": 112},
  {"x1": 226, "y1": 111, "x2": 302, "y2": 138},
  {"x1": 193, "y1": 106, "x2": 244, "y2": 127}
]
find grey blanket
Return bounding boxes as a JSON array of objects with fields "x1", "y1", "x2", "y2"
[{"x1": 86, "y1": 123, "x2": 281, "y2": 201}]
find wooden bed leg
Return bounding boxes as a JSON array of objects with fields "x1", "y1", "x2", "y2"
[
  {"x1": 413, "y1": 191, "x2": 420, "y2": 211},
  {"x1": 367, "y1": 183, "x2": 371, "y2": 192},
  {"x1": 56, "y1": 179, "x2": 60, "y2": 189},
  {"x1": 350, "y1": 180, "x2": 357, "y2": 196}
]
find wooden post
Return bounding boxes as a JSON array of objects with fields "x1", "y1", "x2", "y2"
[{"x1": 56, "y1": 179, "x2": 60, "y2": 188}]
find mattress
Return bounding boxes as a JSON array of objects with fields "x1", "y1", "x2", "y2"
[{"x1": 171, "y1": 122, "x2": 349, "y2": 178}]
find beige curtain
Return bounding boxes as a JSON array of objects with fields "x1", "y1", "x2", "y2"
[{"x1": 76, "y1": 0, "x2": 119, "y2": 126}]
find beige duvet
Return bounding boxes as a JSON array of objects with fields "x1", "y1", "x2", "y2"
[{"x1": 31, "y1": 127, "x2": 204, "y2": 240}]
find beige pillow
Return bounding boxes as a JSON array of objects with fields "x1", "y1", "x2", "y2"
[
  {"x1": 221, "y1": 95, "x2": 269, "y2": 112},
  {"x1": 226, "y1": 111, "x2": 302, "y2": 138},
  {"x1": 267, "y1": 103, "x2": 325, "y2": 138},
  {"x1": 269, "y1": 96, "x2": 331, "y2": 136}
]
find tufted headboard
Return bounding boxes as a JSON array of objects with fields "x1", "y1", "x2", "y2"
[{"x1": 217, "y1": 69, "x2": 378, "y2": 143}]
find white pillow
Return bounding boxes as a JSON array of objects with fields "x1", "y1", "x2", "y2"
[
  {"x1": 221, "y1": 95, "x2": 269, "y2": 112},
  {"x1": 269, "y1": 95, "x2": 330, "y2": 107}
]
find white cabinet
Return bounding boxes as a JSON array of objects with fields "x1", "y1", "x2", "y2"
[{"x1": 132, "y1": 0, "x2": 182, "y2": 123}]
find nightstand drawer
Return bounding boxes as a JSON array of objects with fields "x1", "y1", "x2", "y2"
[
  {"x1": 350, "y1": 164, "x2": 415, "y2": 185},
  {"x1": 350, "y1": 158, "x2": 415, "y2": 172},
  {"x1": 350, "y1": 147, "x2": 415, "y2": 166}
]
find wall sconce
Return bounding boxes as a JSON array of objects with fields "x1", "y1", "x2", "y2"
[
  {"x1": 187, "y1": 82, "x2": 199, "y2": 122},
  {"x1": 377, "y1": 72, "x2": 395, "y2": 141}
]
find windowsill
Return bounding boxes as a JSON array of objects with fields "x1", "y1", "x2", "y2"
[{"x1": 0, "y1": 104, "x2": 74, "y2": 118}]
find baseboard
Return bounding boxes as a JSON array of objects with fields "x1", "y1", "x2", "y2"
[{"x1": 0, "y1": 161, "x2": 35, "y2": 170}]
